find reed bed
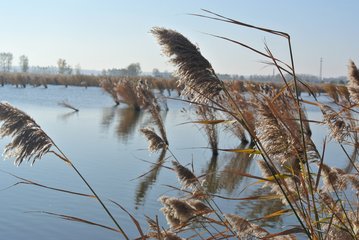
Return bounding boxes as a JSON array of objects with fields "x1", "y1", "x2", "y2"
[{"x1": 0, "y1": 10, "x2": 358, "y2": 240}]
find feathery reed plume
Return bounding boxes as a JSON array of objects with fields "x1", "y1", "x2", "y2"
[
  {"x1": 347, "y1": 60, "x2": 359, "y2": 104},
  {"x1": 172, "y1": 160, "x2": 198, "y2": 189},
  {"x1": 320, "y1": 163, "x2": 347, "y2": 192},
  {"x1": 159, "y1": 196, "x2": 195, "y2": 228},
  {"x1": 346, "y1": 174, "x2": 359, "y2": 194},
  {"x1": 136, "y1": 79, "x2": 157, "y2": 110},
  {"x1": 0, "y1": 102, "x2": 53, "y2": 165},
  {"x1": 320, "y1": 104, "x2": 349, "y2": 142},
  {"x1": 140, "y1": 127, "x2": 167, "y2": 152},
  {"x1": 337, "y1": 85, "x2": 351, "y2": 103},
  {"x1": 137, "y1": 79, "x2": 169, "y2": 145},
  {"x1": 151, "y1": 27, "x2": 223, "y2": 103},
  {"x1": 225, "y1": 214, "x2": 269, "y2": 239},
  {"x1": 326, "y1": 210, "x2": 359, "y2": 239},
  {"x1": 255, "y1": 100, "x2": 296, "y2": 166},
  {"x1": 185, "y1": 199, "x2": 212, "y2": 215}
]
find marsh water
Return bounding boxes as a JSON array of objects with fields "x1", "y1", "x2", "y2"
[{"x1": 0, "y1": 85, "x2": 352, "y2": 239}]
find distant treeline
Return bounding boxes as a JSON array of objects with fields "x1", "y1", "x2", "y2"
[{"x1": 217, "y1": 73, "x2": 347, "y2": 84}]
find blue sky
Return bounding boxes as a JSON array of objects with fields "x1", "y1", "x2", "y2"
[{"x1": 0, "y1": 0, "x2": 358, "y2": 77}]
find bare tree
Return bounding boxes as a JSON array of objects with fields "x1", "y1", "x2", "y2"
[
  {"x1": 126, "y1": 63, "x2": 141, "y2": 76},
  {"x1": 0, "y1": 52, "x2": 13, "y2": 72},
  {"x1": 19, "y1": 55, "x2": 29, "y2": 73},
  {"x1": 57, "y1": 58, "x2": 72, "y2": 75}
]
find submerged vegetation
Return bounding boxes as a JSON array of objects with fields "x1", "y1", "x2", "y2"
[{"x1": 1, "y1": 10, "x2": 359, "y2": 240}]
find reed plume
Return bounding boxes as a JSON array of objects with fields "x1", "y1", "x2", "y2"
[
  {"x1": 172, "y1": 160, "x2": 198, "y2": 189},
  {"x1": 347, "y1": 60, "x2": 359, "y2": 104},
  {"x1": 0, "y1": 102, "x2": 53, "y2": 165},
  {"x1": 186, "y1": 199, "x2": 212, "y2": 215},
  {"x1": 151, "y1": 27, "x2": 223, "y2": 104},
  {"x1": 159, "y1": 196, "x2": 196, "y2": 228},
  {"x1": 224, "y1": 214, "x2": 269, "y2": 239},
  {"x1": 140, "y1": 127, "x2": 167, "y2": 152},
  {"x1": 255, "y1": 99, "x2": 296, "y2": 166},
  {"x1": 320, "y1": 163, "x2": 347, "y2": 192},
  {"x1": 320, "y1": 104, "x2": 349, "y2": 142},
  {"x1": 136, "y1": 79, "x2": 169, "y2": 145}
]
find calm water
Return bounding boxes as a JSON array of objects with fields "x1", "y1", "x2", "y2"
[{"x1": 0, "y1": 85, "x2": 351, "y2": 239}]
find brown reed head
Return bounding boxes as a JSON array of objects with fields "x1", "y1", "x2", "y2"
[
  {"x1": 172, "y1": 160, "x2": 198, "y2": 189},
  {"x1": 151, "y1": 27, "x2": 223, "y2": 103},
  {"x1": 0, "y1": 102, "x2": 53, "y2": 165},
  {"x1": 225, "y1": 214, "x2": 269, "y2": 239},
  {"x1": 320, "y1": 104, "x2": 349, "y2": 142},
  {"x1": 140, "y1": 127, "x2": 166, "y2": 152},
  {"x1": 347, "y1": 60, "x2": 359, "y2": 104}
]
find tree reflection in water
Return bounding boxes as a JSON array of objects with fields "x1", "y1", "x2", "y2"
[
  {"x1": 101, "y1": 106, "x2": 117, "y2": 129},
  {"x1": 116, "y1": 108, "x2": 143, "y2": 141},
  {"x1": 202, "y1": 142, "x2": 255, "y2": 194},
  {"x1": 201, "y1": 141, "x2": 285, "y2": 228},
  {"x1": 101, "y1": 107, "x2": 143, "y2": 142},
  {"x1": 236, "y1": 187, "x2": 285, "y2": 229},
  {"x1": 219, "y1": 142, "x2": 255, "y2": 194},
  {"x1": 57, "y1": 111, "x2": 78, "y2": 122},
  {"x1": 134, "y1": 149, "x2": 167, "y2": 206}
]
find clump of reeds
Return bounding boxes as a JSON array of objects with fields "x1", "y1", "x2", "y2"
[
  {"x1": 99, "y1": 78, "x2": 121, "y2": 105},
  {"x1": 114, "y1": 78, "x2": 142, "y2": 111}
]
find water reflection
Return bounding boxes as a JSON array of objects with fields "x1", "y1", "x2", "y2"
[
  {"x1": 202, "y1": 142, "x2": 255, "y2": 194},
  {"x1": 101, "y1": 107, "x2": 144, "y2": 141},
  {"x1": 116, "y1": 108, "x2": 143, "y2": 141},
  {"x1": 134, "y1": 149, "x2": 167, "y2": 206},
  {"x1": 101, "y1": 106, "x2": 117, "y2": 128},
  {"x1": 219, "y1": 142, "x2": 255, "y2": 194},
  {"x1": 57, "y1": 111, "x2": 78, "y2": 122},
  {"x1": 236, "y1": 187, "x2": 285, "y2": 228}
]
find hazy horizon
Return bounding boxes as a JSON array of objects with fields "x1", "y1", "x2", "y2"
[{"x1": 0, "y1": 1, "x2": 358, "y2": 77}]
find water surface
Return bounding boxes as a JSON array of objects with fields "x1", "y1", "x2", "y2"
[{"x1": 0, "y1": 85, "x2": 352, "y2": 239}]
